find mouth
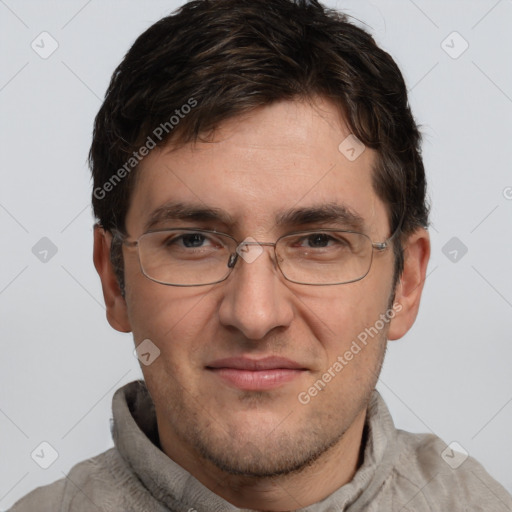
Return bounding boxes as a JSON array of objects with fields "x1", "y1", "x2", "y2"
[{"x1": 205, "y1": 356, "x2": 308, "y2": 391}]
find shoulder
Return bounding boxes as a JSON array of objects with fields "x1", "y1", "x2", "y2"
[
  {"x1": 8, "y1": 477, "x2": 67, "y2": 511},
  {"x1": 8, "y1": 448, "x2": 154, "y2": 512},
  {"x1": 387, "y1": 429, "x2": 512, "y2": 511}
]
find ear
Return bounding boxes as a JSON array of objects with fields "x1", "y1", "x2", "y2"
[
  {"x1": 388, "y1": 228, "x2": 430, "y2": 340},
  {"x1": 93, "y1": 225, "x2": 132, "y2": 333}
]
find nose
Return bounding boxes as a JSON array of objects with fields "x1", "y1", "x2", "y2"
[{"x1": 218, "y1": 243, "x2": 294, "y2": 340}]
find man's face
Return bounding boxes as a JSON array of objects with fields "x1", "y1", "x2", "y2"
[{"x1": 121, "y1": 98, "x2": 397, "y2": 478}]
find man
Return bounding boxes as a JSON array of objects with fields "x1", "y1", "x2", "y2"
[{"x1": 10, "y1": 0, "x2": 512, "y2": 510}]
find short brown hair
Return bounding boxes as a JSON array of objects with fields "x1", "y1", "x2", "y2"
[{"x1": 90, "y1": 0, "x2": 429, "y2": 292}]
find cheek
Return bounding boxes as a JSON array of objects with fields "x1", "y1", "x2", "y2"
[
  {"x1": 297, "y1": 287, "x2": 390, "y2": 400},
  {"x1": 123, "y1": 253, "x2": 217, "y2": 354},
  {"x1": 296, "y1": 279, "x2": 390, "y2": 343},
  {"x1": 127, "y1": 286, "x2": 220, "y2": 398}
]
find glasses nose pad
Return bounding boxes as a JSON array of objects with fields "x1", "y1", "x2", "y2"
[{"x1": 227, "y1": 252, "x2": 238, "y2": 268}]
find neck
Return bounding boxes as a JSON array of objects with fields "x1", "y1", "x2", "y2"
[{"x1": 158, "y1": 407, "x2": 368, "y2": 511}]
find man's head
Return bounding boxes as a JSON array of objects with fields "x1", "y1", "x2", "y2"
[
  {"x1": 91, "y1": 0, "x2": 428, "y2": 293},
  {"x1": 92, "y1": 0, "x2": 430, "y2": 507}
]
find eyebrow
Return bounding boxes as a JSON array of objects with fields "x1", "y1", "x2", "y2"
[
  {"x1": 275, "y1": 203, "x2": 365, "y2": 231},
  {"x1": 143, "y1": 200, "x2": 366, "y2": 233},
  {"x1": 144, "y1": 201, "x2": 235, "y2": 232}
]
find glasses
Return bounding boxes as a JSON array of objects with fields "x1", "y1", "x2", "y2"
[{"x1": 113, "y1": 227, "x2": 396, "y2": 286}]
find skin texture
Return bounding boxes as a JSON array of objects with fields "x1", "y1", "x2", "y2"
[{"x1": 94, "y1": 97, "x2": 430, "y2": 511}]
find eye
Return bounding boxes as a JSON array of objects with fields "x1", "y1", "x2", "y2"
[
  {"x1": 157, "y1": 231, "x2": 229, "y2": 256},
  {"x1": 174, "y1": 233, "x2": 211, "y2": 248},
  {"x1": 159, "y1": 231, "x2": 219, "y2": 249},
  {"x1": 296, "y1": 233, "x2": 351, "y2": 249},
  {"x1": 301, "y1": 233, "x2": 337, "y2": 248}
]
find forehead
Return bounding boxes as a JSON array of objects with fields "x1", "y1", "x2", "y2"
[{"x1": 126, "y1": 98, "x2": 387, "y2": 236}]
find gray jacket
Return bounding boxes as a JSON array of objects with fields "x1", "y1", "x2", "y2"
[{"x1": 10, "y1": 380, "x2": 512, "y2": 511}]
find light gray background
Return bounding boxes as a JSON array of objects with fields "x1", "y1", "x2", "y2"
[{"x1": 1, "y1": 0, "x2": 511, "y2": 509}]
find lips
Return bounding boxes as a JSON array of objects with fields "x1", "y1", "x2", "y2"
[
  {"x1": 207, "y1": 356, "x2": 306, "y2": 371},
  {"x1": 206, "y1": 356, "x2": 307, "y2": 391}
]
